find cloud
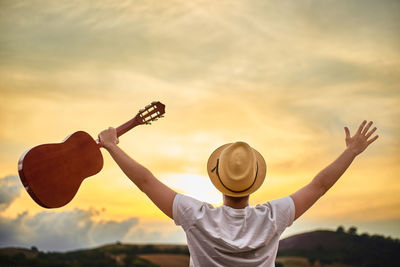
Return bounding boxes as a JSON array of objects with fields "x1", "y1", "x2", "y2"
[
  {"x1": 2, "y1": 0, "x2": 398, "y2": 81},
  {"x1": 0, "y1": 205, "x2": 139, "y2": 251},
  {"x1": 0, "y1": 201, "x2": 185, "y2": 251},
  {"x1": 124, "y1": 221, "x2": 186, "y2": 245},
  {"x1": 0, "y1": 175, "x2": 22, "y2": 211},
  {"x1": 0, "y1": 175, "x2": 184, "y2": 251},
  {"x1": 1, "y1": 0, "x2": 399, "y2": 125}
]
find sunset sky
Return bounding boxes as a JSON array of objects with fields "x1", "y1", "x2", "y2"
[{"x1": 1, "y1": 0, "x2": 399, "y2": 251}]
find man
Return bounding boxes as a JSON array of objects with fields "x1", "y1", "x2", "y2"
[{"x1": 98, "y1": 120, "x2": 378, "y2": 267}]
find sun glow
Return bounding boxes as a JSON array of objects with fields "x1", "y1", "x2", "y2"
[{"x1": 160, "y1": 173, "x2": 223, "y2": 206}]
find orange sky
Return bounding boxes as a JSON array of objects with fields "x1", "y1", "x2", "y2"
[{"x1": 0, "y1": 0, "x2": 399, "y2": 251}]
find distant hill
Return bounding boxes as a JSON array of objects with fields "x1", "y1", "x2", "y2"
[
  {"x1": 0, "y1": 227, "x2": 399, "y2": 267},
  {"x1": 278, "y1": 227, "x2": 400, "y2": 266}
]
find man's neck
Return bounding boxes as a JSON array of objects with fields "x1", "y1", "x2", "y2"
[{"x1": 223, "y1": 195, "x2": 249, "y2": 209}]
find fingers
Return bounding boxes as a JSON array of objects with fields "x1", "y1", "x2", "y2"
[
  {"x1": 98, "y1": 127, "x2": 118, "y2": 147},
  {"x1": 356, "y1": 120, "x2": 367, "y2": 135},
  {"x1": 344, "y1": 127, "x2": 350, "y2": 139},
  {"x1": 362, "y1": 121, "x2": 373, "y2": 135},
  {"x1": 98, "y1": 132, "x2": 104, "y2": 141},
  {"x1": 365, "y1": 126, "x2": 377, "y2": 138},
  {"x1": 96, "y1": 139, "x2": 103, "y2": 147},
  {"x1": 367, "y1": 135, "x2": 379, "y2": 145}
]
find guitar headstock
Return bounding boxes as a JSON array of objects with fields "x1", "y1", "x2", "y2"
[{"x1": 136, "y1": 101, "x2": 165, "y2": 125}]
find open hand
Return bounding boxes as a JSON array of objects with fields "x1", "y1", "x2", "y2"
[{"x1": 344, "y1": 120, "x2": 379, "y2": 156}]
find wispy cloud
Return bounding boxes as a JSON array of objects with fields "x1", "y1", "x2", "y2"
[
  {"x1": 0, "y1": 175, "x2": 184, "y2": 251},
  {"x1": 0, "y1": 207, "x2": 136, "y2": 251},
  {"x1": 0, "y1": 175, "x2": 21, "y2": 211}
]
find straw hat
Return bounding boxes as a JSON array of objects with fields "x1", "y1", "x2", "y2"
[{"x1": 207, "y1": 141, "x2": 267, "y2": 197}]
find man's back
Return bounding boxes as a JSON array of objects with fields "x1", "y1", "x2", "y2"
[{"x1": 173, "y1": 194, "x2": 295, "y2": 267}]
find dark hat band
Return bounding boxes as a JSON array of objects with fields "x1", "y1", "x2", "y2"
[{"x1": 211, "y1": 158, "x2": 258, "y2": 194}]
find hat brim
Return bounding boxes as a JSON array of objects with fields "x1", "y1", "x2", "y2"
[{"x1": 207, "y1": 143, "x2": 267, "y2": 197}]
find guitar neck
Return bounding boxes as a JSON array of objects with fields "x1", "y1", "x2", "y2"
[
  {"x1": 116, "y1": 117, "x2": 141, "y2": 137},
  {"x1": 115, "y1": 101, "x2": 165, "y2": 138}
]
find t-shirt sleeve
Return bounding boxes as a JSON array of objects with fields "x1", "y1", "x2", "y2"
[
  {"x1": 268, "y1": 196, "x2": 295, "y2": 234},
  {"x1": 173, "y1": 193, "x2": 206, "y2": 230}
]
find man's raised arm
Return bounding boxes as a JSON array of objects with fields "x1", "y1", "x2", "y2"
[
  {"x1": 98, "y1": 127, "x2": 177, "y2": 219},
  {"x1": 290, "y1": 120, "x2": 379, "y2": 221}
]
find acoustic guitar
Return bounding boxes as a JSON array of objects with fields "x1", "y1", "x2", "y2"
[{"x1": 18, "y1": 101, "x2": 165, "y2": 209}]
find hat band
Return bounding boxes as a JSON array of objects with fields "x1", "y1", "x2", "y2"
[{"x1": 211, "y1": 159, "x2": 258, "y2": 194}]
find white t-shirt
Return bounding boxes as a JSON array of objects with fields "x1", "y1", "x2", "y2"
[{"x1": 173, "y1": 194, "x2": 295, "y2": 267}]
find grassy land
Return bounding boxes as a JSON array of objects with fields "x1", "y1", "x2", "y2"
[
  {"x1": 276, "y1": 256, "x2": 355, "y2": 267},
  {"x1": 1, "y1": 228, "x2": 399, "y2": 266},
  {"x1": 135, "y1": 254, "x2": 357, "y2": 267},
  {"x1": 138, "y1": 254, "x2": 190, "y2": 267}
]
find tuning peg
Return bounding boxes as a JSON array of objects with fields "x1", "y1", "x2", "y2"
[{"x1": 151, "y1": 101, "x2": 158, "y2": 104}]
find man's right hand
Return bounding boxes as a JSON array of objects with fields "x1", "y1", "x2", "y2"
[
  {"x1": 98, "y1": 127, "x2": 119, "y2": 150},
  {"x1": 344, "y1": 120, "x2": 379, "y2": 156}
]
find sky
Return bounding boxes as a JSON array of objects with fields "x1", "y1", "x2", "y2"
[{"x1": 0, "y1": 0, "x2": 399, "y2": 251}]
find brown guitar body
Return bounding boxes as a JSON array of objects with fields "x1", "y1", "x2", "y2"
[{"x1": 18, "y1": 131, "x2": 103, "y2": 208}]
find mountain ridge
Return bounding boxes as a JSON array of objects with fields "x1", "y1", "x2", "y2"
[{"x1": 278, "y1": 227, "x2": 400, "y2": 266}]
